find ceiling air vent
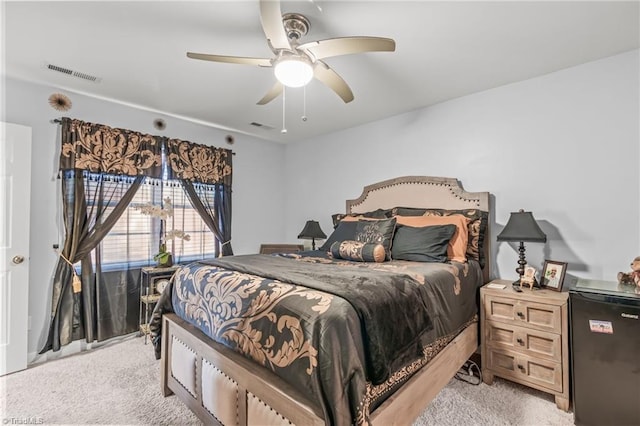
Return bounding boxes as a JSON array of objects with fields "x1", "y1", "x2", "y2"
[
  {"x1": 46, "y1": 63, "x2": 102, "y2": 83},
  {"x1": 250, "y1": 122, "x2": 275, "y2": 130}
]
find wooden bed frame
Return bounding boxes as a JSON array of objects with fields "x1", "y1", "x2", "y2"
[{"x1": 160, "y1": 176, "x2": 490, "y2": 425}]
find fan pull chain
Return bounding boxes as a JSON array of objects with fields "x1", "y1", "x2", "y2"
[
  {"x1": 281, "y1": 86, "x2": 287, "y2": 134},
  {"x1": 302, "y1": 86, "x2": 307, "y2": 122}
]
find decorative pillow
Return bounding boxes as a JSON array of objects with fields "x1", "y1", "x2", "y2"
[
  {"x1": 340, "y1": 215, "x2": 387, "y2": 223},
  {"x1": 395, "y1": 214, "x2": 469, "y2": 263},
  {"x1": 391, "y1": 207, "x2": 428, "y2": 217},
  {"x1": 330, "y1": 240, "x2": 386, "y2": 263},
  {"x1": 354, "y1": 217, "x2": 397, "y2": 260},
  {"x1": 391, "y1": 224, "x2": 457, "y2": 263},
  {"x1": 320, "y1": 220, "x2": 360, "y2": 251},
  {"x1": 424, "y1": 209, "x2": 488, "y2": 267},
  {"x1": 331, "y1": 208, "x2": 391, "y2": 228},
  {"x1": 392, "y1": 207, "x2": 488, "y2": 267}
]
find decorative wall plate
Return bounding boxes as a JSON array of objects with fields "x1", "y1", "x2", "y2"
[
  {"x1": 48, "y1": 93, "x2": 72, "y2": 111},
  {"x1": 153, "y1": 118, "x2": 166, "y2": 130}
]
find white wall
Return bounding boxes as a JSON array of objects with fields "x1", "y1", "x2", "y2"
[
  {"x1": 4, "y1": 49, "x2": 639, "y2": 360},
  {"x1": 2, "y1": 77, "x2": 287, "y2": 357},
  {"x1": 284, "y1": 50, "x2": 640, "y2": 283}
]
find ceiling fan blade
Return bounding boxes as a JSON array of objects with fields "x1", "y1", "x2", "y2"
[
  {"x1": 259, "y1": 0, "x2": 291, "y2": 51},
  {"x1": 257, "y1": 82, "x2": 283, "y2": 105},
  {"x1": 187, "y1": 52, "x2": 272, "y2": 67},
  {"x1": 313, "y1": 61, "x2": 354, "y2": 103},
  {"x1": 298, "y1": 37, "x2": 396, "y2": 61}
]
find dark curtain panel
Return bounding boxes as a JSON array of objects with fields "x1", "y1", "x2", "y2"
[
  {"x1": 41, "y1": 171, "x2": 143, "y2": 352},
  {"x1": 42, "y1": 117, "x2": 163, "y2": 353},
  {"x1": 182, "y1": 181, "x2": 233, "y2": 257},
  {"x1": 216, "y1": 183, "x2": 233, "y2": 256},
  {"x1": 43, "y1": 117, "x2": 234, "y2": 352},
  {"x1": 167, "y1": 138, "x2": 233, "y2": 256},
  {"x1": 94, "y1": 267, "x2": 142, "y2": 342}
]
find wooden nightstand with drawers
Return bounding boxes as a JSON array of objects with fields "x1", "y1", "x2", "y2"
[{"x1": 481, "y1": 279, "x2": 570, "y2": 411}]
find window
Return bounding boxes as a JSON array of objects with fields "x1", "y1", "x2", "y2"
[
  {"x1": 161, "y1": 181, "x2": 217, "y2": 262},
  {"x1": 92, "y1": 175, "x2": 216, "y2": 269}
]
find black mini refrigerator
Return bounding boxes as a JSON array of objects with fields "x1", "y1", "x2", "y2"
[{"x1": 569, "y1": 279, "x2": 640, "y2": 426}]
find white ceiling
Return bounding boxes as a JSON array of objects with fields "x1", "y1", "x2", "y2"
[{"x1": 4, "y1": 1, "x2": 639, "y2": 143}]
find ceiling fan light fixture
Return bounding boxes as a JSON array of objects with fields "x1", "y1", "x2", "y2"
[{"x1": 274, "y1": 56, "x2": 313, "y2": 88}]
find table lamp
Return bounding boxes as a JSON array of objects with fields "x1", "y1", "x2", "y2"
[
  {"x1": 497, "y1": 209, "x2": 547, "y2": 285},
  {"x1": 297, "y1": 220, "x2": 326, "y2": 250}
]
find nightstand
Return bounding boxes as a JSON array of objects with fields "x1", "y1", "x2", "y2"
[
  {"x1": 259, "y1": 244, "x2": 304, "y2": 254},
  {"x1": 481, "y1": 279, "x2": 570, "y2": 411},
  {"x1": 139, "y1": 265, "x2": 179, "y2": 343}
]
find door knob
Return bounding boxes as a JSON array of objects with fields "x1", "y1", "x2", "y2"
[{"x1": 12, "y1": 255, "x2": 25, "y2": 264}]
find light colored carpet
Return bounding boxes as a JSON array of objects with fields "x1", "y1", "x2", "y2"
[{"x1": 1, "y1": 335, "x2": 574, "y2": 425}]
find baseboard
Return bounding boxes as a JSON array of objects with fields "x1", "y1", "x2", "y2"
[{"x1": 28, "y1": 332, "x2": 140, "y2": 366}]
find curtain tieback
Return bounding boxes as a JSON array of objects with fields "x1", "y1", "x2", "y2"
[
  {"x1": 58, "y1": 253, "x2": 82, "y2": 294},
  {"x1": 218, "y1": 240, "x2": 231, "y2": 258}
]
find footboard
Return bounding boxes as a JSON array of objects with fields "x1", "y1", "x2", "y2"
[
  {"x1": 161, "y1": 313, "x2": 477, "y2": 426},
  {"x1": 161, "y1": 313, "x2": 324, "y2": 425}
]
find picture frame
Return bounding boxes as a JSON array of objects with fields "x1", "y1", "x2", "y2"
[{"x1": 541, "y1": 260, "x2": 568, "y2": 291}]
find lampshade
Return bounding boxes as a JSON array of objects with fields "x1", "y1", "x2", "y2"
[
  {"x1": 274, "y1": 57, "x2": 313, "y2": 88},
  {"x1": 298, "y1": 220, "x2": 326, "y2": 240},
  {"x1": 498, "y1": 209, "x2": 546, "y2": 286},
  {"x1": 497, "y1": 210, "x2": 547, "y2": 243}
]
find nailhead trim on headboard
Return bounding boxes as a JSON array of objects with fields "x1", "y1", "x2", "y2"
[{"x1": 347, "y1": 176, "x2": 486, "y2": 212}]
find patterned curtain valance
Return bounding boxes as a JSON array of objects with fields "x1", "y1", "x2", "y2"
[
  {"x1": 167, "y1": 138, "x2": 232, "y2": 185},
  {"x1": 59, "y1": 117, "x2": 163, "y2": 178}
]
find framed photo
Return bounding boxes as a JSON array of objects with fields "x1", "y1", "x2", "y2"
[{"x1": 541, "y1": 260, "x2": 568, "y2": 291}]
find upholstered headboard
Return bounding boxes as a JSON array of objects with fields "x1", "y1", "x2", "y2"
[{"x1": 346, "y1": 176, "x2": 491, "y2": 282}]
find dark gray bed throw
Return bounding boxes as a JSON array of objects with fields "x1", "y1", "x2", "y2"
[{"x1": 201, "y1": 254, "x2": 434, "y2": 384}]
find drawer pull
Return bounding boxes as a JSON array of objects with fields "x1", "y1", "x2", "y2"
[
  {"x1": 517, "y1": 364, "x2": 526, "y2": 372},
  {"x1": 516, "y1": 338, "x2": 524, "y2": 345},
  {"x1": 516, "y1": 312, "x2": 525, "y2": 319}
]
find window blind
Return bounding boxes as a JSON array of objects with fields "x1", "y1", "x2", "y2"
[{"x1": 89, "y1": 175, "x2": 216, "y2": 269}]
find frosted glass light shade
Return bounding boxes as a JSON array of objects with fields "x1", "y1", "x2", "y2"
[{"x1": 274, "y1": 58, "x2": 313, "y2": 88}]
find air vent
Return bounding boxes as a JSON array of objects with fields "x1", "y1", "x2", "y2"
[
  {"x1": 46, "y1": 63, "x2": 102, "y2": 83},
  {"x1": 250, "y1": 122, "x2": 275, "y2": 130},
  {"x1": 47, "y1": 64, "x2": 72, "y2": 75}
]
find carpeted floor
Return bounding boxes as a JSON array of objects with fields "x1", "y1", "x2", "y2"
[{"x1": 1, "y1": 335, "x2": 574, "y2": 425}]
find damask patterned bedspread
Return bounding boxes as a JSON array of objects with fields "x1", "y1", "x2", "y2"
[{"x1": 152, "y1": 251, "x2": 482, "y2": 425}]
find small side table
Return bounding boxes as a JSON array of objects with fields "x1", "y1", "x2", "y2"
[
  {"x1": 259, "y1": 244, "x2": 304, "y2": 254},
  {"x1": 139, "y1": 265, "x2": 179, "y2": 344},
  {"x1": 481, "y1": 279, "x2": 570, "y2": 411}
]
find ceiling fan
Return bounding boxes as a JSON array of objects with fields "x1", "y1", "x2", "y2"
[{"x1": 186, "y1": 0, "x2": 396, "y2": 105}]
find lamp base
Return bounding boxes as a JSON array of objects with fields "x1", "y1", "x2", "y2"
[{"x1": 512, "y1": 277, "x2": 541, "y2": 291}]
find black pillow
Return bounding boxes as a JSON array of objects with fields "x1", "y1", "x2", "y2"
[
  {"x1": 320, "y1": 220, "x2": 360, "y2": 251},
  {"x1": 391, "y1": 207, "x2": 427, "y2": 217},
  {"x1": 391, "y1": 224, "x2": 457, "y2": 262},
  {"x1": 391, "y1": 207, "x2": 489, "y2": 267},
  {"x1": 354, "y1": 217, "x2": 396, "y2": 260}
]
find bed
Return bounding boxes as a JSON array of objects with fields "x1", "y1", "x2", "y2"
[{"x1": 151, "y1": 175, "x2": 491, "y2": 425}]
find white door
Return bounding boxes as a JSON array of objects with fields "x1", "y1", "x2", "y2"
[{"x1": 0, "y1": 122, "x2": 32, "y2": 376}]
